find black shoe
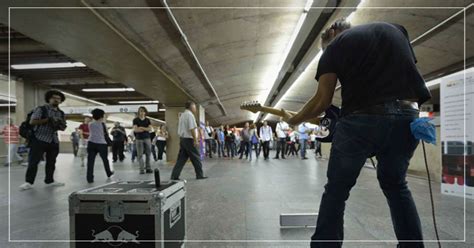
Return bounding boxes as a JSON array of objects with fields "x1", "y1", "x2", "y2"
[
  {"x1": 302, "y1": 157, "x2": 308, "y2": 160},
  {"x1": 282, "y1": 156, "x2": 286, "y2": 159},
  {"x1": 196, "y1": 176, "x2": 208, "y2": 180},
  {"x1": 171, "y1": 177, "x2": 180, "y2": 180},
  {"x1": 273, "y1": 157, "x2": 279, "y2": 159},
  {"x1": 146, "y1": 169, "x2": 153, "y2": 174},
  {"x1": 112, "y1": 160, "x2": 117, "y2": 163},
  {"x1": 139, "y1": 170, "x2": 145, "y2": 174}
]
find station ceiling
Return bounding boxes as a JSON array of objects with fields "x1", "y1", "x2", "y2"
[{"x1": 0, "y1": 0, "x2": 472, "y2": 125}]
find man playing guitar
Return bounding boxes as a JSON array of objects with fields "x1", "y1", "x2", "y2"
[{"x1": 284, "y1": 19, "x2": 430, "y2": 248}]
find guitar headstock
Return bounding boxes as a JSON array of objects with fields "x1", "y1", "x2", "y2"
[{"x1": 240, "y1": 101, "x2": 262, "y2": 113}]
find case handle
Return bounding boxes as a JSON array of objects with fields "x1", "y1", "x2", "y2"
[{"x1": 104, "y1": 201, "x2": 124, "y2": 223}]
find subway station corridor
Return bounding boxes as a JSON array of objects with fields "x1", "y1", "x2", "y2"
[
  {"x1": 1, "y1": 151, "x2": 473, "y2": 247},
  {"x1": 1, "y1": 0, "x2": 473, "y2": 247}
]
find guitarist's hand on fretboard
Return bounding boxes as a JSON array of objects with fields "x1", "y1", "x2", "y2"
[{"x1": 240, "y1": 100, "x2": 340, "y2": 142}]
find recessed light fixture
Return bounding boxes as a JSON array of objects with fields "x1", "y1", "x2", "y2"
[
  {"x1": 11, "y1": 62, "x2": 86, "y2": 70},
  {"x1": 118, "y1": 100, "x2": 159, "y2": 104},
  {"x1": 82, "y1": 88, "x2": 135, "y2": 92},
  {"x1": 159, "y1": 109, "x2": 166, "y2": 111}
]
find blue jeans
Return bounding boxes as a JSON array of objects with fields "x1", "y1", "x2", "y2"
[
  {"x1": 311, "y1": 110, "x2": 423, "y2": 248},
  {"x1": 217, "y1": 141, "x2": 225, "y2": 157},
  {"x1": 300, "y1": 138, "x2": 307, "y2": 158}
]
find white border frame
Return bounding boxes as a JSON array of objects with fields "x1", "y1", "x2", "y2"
[{"x1": 7, "y1": 4, "x2": 471, "y2": 244}]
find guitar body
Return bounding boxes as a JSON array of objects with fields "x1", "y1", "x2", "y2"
[
  {"x1": 240, "y1": 101, "x2": 341, "y2": 143},
  {"x1": 316, "y1": 105, "x2": 340, "y2": 143}
]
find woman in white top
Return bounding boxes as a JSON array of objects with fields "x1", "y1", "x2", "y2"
[
  {"x1": 154, "y1": 125, "x2": 168, "y2": 161},
  {"x1": 286, "y1": 128, "x2": 298, "y2": 156},
  {"x1": 259, "y1": 121, "x2": 273, "y2": 160}
]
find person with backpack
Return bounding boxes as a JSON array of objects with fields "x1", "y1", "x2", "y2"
[
  {"x1": 86, "y1": 108, "x2": 114, "y2": 183},
  {"x1": 19, "y1": 90, "x2": 67, "y2": 191}
]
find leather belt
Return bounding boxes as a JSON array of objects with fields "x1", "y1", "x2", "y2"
[{"x1": 350, "y1": 100, "x2": 419, "y2": 115}]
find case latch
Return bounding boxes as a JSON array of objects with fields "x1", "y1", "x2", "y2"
[{"x1": 104, "y1": 201, "x2": 124, "y2": 223}]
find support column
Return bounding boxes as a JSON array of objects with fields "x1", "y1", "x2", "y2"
[
  {"x1": 165, "y1": 105, "x2": 204, "y2": 163},
  {"x1": 165, "y1": 106, "x2": 184, "y2": 163},
  {"x1": 196, "y1": 104, "x2": 205, "y2": 159},
  {"x1": 197, "y1": 105, "x2": 205, "y2": 125},
  {"x1": 15, "y1": 80, "x2": 45, "y2": 124}
]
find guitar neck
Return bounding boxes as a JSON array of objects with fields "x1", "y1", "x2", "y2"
[
  {"x1": 258, "y1": 106, "x2": 287, "y2": 117},
  {"x1": 257, "y1": 106, "x2": 320, "y2": 125}
]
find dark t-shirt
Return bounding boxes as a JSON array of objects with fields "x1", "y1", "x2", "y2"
[
  {"x1": 315, "y1": 22, "x2": 431, "y2": 116},
  {"x1": 111, "y1": 126, "x2": 126, "y2": 142},
  {"x1": 133, "y1": 117, "x2": 151, "y2": 140}
]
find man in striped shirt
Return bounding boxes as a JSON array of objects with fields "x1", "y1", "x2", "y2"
[
  {"x1": 1, "y1": 118, "x2": 23, "y2": 166},
  {"x1": 20, "y1": 90, "x2": 67, "y2": 191}
]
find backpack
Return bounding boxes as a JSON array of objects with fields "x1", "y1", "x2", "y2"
[{"x1": 19, "y1": 106, "x2": 48, "y2": 140}]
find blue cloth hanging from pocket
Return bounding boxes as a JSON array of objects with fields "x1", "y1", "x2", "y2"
[{"x1": 410, "y1": 117, "x2": 436, "y2": 145}]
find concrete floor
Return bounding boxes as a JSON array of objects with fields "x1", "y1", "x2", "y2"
[{"x1": 0, "y1": 150, "x2": 473, "y2": 248}]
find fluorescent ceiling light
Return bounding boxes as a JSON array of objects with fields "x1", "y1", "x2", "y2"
[
  {"x1": 11, "y1": 62, "x2": 86, "y2": 70},
  {"x1": 256, "y1": 0, "x2": 313, "y2": 119},
  {"x1": 159, "y1": 109, "x2": 166, "y2": 111},
  {"x1": 274, "y1": 49, "x2": 322, "y2": 107},
  {"x1": 118, "y1": 100, "x2": 159, "y2": 104},
  {"x1": 82, "y1": 88, "x2": 135, "y2": 92},
  {"x1": 303, "y1": 0, "x2": 313, "y2": 12},
  {"x1": 346, "y1": 11, "x2": 356, "y2": 22}
]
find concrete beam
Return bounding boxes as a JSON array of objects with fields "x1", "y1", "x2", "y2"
[{"x1": 0, "y1": 0, "x2": 195, "y2": 106}]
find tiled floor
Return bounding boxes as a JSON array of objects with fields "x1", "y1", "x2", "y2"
[{"x1": 0, "y1": 151, "x2": 473, "y2": 247}]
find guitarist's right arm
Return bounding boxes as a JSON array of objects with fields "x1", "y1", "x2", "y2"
[{"x1": 285, "y1": 73, "x2": 338, "y2": 125}]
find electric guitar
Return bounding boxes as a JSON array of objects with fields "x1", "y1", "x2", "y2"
[{"x1": 240, "y1": 101, "x2": 340, "y2": 143}]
